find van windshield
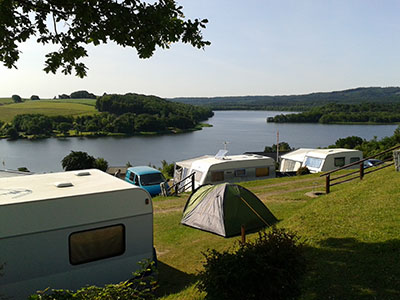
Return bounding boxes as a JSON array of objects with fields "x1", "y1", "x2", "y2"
[{"x1": 140, "y1": 173, "x2": 166, "y2": 186}]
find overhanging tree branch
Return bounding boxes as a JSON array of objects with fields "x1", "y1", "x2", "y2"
[{"x1": 0, "y1": 0, "x2": 210, "y2": 77}]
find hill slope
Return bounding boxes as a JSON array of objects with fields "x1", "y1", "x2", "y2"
[
  {"x1": 152, "y1": 166, "x2": 400, "y2": 299},
  {"x1": 172, "y1": 87, "x2": 400, "y2": 110}
]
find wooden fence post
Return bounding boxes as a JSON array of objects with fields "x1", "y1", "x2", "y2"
[
  {"x1": 241, "y1": 225, "x2": 246, "y2": 244},
  {"x1": 360, "y1": 163, "x2": 364, "y2": 180},
  {"x1": 325, "y1": 174, "x2": 330, "y2": 194}
]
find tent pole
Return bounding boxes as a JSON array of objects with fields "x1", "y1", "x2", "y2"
[{"x1": 241, "y1": 225, "x2": 246, "y2": 244}]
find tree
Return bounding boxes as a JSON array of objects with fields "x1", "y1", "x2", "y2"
[
  {"x1": 93, "y1": 157, "x2": 109, "y2": 172},
  {"x1": 57, "y1": 122, "x2": 72, "y2": 135},
  {"x1": 70, "y1": 90, "x2": 96, "y2": 99},
  {"x1": 264, "y1": 142, "x2": 292, "y2": 152},
  {"x1": 11, "y1": 94, "x2": 22, "y2": 103},
  {"x1": 1, "y1": 1, "x2": 210, "y2": 77},
  {"x1": 334, "y1": 136, "x2": 364, "y2": 149},
  {"x1": 61, "y1": 151, "x2": 96, "y2": 171},
  {"x1": 30, "y1": 95, "x2": 40, "y2": 100}
]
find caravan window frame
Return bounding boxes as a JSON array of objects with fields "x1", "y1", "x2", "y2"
[
  {"x1": 334, "y1": 157, "x2": 346, "y2": 167},
  {"x1": 69, "y1": 224, "x2": 126, "y2": 265}
]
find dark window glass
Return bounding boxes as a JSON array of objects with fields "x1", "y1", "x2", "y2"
[
  {"x1": 211, "y1": 171, "x2": 224, "y2": 182},
  {"x1": 69, "y1": 225, "x2": 125, "y2": 265},
  {"x1": 334, "y1": 157, "x2": 346, "y2": 167},
  {"x1": 140, "y1": 173, "x2": 166, "y2": 186}
]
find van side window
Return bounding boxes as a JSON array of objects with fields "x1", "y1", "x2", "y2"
[
  {"x1": 334, "y1": 157, "x2": 345, "y2": 167},
  {"x1": 256, "y1": 167, "x2": 269, "y2": 177},
  {"x1": 350, "y1": 157, "x2": 360, "y2": 163},
  {"x1": 69, "y1": 224, "x2": 125, "y2": 265},
  {"x1": 129, "y1": 172, "x2": 134, "y2": 181},
  {"x1": 211, "y1": 171, "x2": 224, "y2": 182},
  {"x1": 134, "y1": 176, "x2": 140, "y2": 185}
]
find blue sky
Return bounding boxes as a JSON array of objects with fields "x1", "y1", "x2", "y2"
[{"x1": 1, "y1": 0, "x2": 400, "y2": 98}]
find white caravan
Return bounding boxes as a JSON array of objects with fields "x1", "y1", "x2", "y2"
[
  {"x1": 174, "y1": 152, "x2": 276, "y2": 190},
  {"x1": 279, "y1": 148, "x2": 363, "y2": 173},
  {"x1": 0, "y1": 169, "x2": 154, "y2": 299}
]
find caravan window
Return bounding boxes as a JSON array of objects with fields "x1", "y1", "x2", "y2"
[
  {"x1": 334, "y1": 157, "x2": 345, "y2": 167},
  {"x1": 256, "y1": 167, "x2": 269, "y2": 177},
  {"x1": 305, "y1": 157, "x2": 323, "y2": 168},
  {"x1": 234, "y1": 169, "x2": 246, "y2": 177},
  {"x1": 350, "y1": 157, "x2": 360, "y2": 164},
  {"x1": 283, "y1": 160, "x2": 296, "y2": 172},
  {"x1": 211, "y1": 171, "x2": 224, "y2": 182},
  {"x1": 69, "y1": 224, "x2": 125, "y2": 265},
  {"x1": 193, "y1": 170, "x2": 203, "y2": 181}
]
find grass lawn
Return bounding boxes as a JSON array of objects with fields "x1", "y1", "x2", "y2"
[
  {"x1": 0, "y1": 98, "x2": 13, "y2": 105},
  {"x1": 0, "y1": 100, "x2": 96, "y2": 122},
  {"x1": 152, "y1": 168, "x2": 400, "y2": 299}
]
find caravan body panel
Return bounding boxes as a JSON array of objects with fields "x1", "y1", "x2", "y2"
[
  {"x1": 280, "y1": 148, "x2": 363, "y2": 173},
  {"x1": 0, "y1": 169, "x2": 153, "y2": 299},
  {"x1": 175, "y1": 154, "x2": 275, "y2": 190}
]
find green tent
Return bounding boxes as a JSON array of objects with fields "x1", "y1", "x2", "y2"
[{"x1": 181, "y1": 183, "x2": 277, "y2": 237}]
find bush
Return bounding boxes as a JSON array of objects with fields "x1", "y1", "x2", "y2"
[
  {"x1": 61, "y1": 151, "x2": 96, "y2": 171},
  {"x1": 159, "y1": 160, "x2": 174, "y2": 178},
  {"x1": 29, "y1": 261, "x2": 157, "y2": 300},
  {"x1": 30, "y1": 95, "x2": 40, "y2": 100},
  {"x1": 296, "y1": 166, "x2": 310, "y2": 176},
  {"x1": 94, "y1": 157, "x2": 109, "y2": 172},
  {"x1": 11, "y1": 94, "x2": 22, "y2": 103},
  {"x1": 197, "y1": 227, "x2": 306, "y2": 300}
]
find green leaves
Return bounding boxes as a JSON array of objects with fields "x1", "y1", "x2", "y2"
[{"x1": 0, "y1": 0, "x2": 210, "y2": 77}]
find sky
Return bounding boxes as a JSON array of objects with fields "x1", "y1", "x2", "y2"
[{"x1": 1, "y1": 0, "x2": 400, "y2": 99}]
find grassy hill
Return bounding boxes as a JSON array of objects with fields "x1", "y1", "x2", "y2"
[
  {"x1": 0, "y1": 99, "x2": 97, "y2": 122},
  {"x1": 172, "y1": 87, "x2": 400, "y2": 111},
  {"x1": 152, "y1": 167, "x2": 400, "y2": 299}
]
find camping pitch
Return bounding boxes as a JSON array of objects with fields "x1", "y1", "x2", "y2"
[{"x1": 181, "y1": 183, "x2": 277, "y2": 237}]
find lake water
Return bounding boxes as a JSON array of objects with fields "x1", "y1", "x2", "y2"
[{"x1": 0, "y1": 111, "x2": 397, "y2": 173}]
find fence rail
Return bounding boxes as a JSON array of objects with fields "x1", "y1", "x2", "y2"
[
  {"x1": 162, "y1": 172, "x2": 196, "y2": 196},
  {"x1": 321, "y1": 144, "x2": 400, "y2": 194}
]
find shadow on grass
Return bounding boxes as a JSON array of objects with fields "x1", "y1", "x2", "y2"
[
  {"x1": 303, "y1": 238, "x2": 400, "y2": 299},
  {"x1": 155, "y1": 261, "x2": 198, "y2": 297}
]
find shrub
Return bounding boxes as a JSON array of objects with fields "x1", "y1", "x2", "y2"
[
  {"x1": 61, "y1": 151, "x2": 96, "y2": 171},
  {"x1": 29, "y1": 261, "x2": 157, "y2": 300},
  {"x1": 197, "y1": 227, "x2": 306, "y2": 300},
  {"x1": 30, "y1": 95, "x2": 40, "y2": 100},
  {"x1": 11, "y1": 94, "x2": 22, "y2": 103},
  {"x1": 296, "y1": 166, "x2": 310, "y2": 176},
  {"x1": 94, "y1": 157, "x2": 109, "y2": 172},
  {"x1": 160, "y1": 160, "x2": 174, "y2": 178}
]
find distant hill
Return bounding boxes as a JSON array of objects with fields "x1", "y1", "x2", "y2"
[{"x1": 171, "y1": 87, "x2": 400, "y2": 111}]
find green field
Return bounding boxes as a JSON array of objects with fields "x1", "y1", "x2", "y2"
[
  {"x1": 152, "y1": 167, "x2": 400, "y2": 299},
  {"x1": 0, "y1": 100, "x2": 97, "y2": 122},
  {"x1": 0, "y1": 98, "x2": 14, "y2": 105}
]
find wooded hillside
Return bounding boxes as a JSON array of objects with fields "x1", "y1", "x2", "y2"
[{"x1": 172, "y1": 87, "x2": 400, "y2": 111}]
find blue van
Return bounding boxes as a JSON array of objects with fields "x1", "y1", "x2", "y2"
[{"x1": 125, "y1": 166, "x2": 167, "y2": 196}]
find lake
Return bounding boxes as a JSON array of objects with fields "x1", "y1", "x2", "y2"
[{"x1": 0, "y1": 110, "x2": 397, "y2": 173}]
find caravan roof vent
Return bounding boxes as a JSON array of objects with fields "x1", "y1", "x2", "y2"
[
  {"x1": 74, "y1": 171, "x2": 91, "y2": 176},
  {"x1": 55, "y1": 182, "x2": 73, "y2": 188}
]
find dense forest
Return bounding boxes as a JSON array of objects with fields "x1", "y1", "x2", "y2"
[
  {"x1": 0, "y1": 93, "x2": 214, "y2": 139},
  {"x1": 267, "y1": 103, "x2": 400, "y2": 124},
  {"x1": 172, "y1": 87, "x2": 400, "y2": 111}
]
